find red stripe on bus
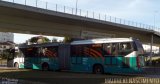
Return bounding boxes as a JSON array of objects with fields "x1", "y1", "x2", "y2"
[
  {"x1": 84, "y1": 47, "x2": 97, "y2": 58},
  {"x1": 45, "y1": 52, "x2": 52, "y2": 57},
  {"x1": 90, "y1": 49, "x2": 102, "y2": 57},
  {"x1": 47, "y1": 50, "x2": 54, "y2": 55},
  {"x1": 90, "y1": 48, "x2": 104, "y2": 61},
  {"x1": 84, "y1": 51, "x2": 91, "y2": 57},
  {"x1": 46, "y1": 50, "x2": 55, "y2": 57},
  {"x1": 84, "y1": 47, "x2": 100, "y2": 58},
  {"x1": 53, "y1": 53, "x2": 57, "y2": 57},
  {"x1": 47, "y1": 50, "x2": 57, "y2": 57},
  {"x1": 84, "y1": 50, "x2": 98, "y2": 58}
]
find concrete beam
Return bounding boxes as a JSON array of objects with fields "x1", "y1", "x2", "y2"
[{"x1": 0, "y1": 1, "x2": 159, "y2": 45}]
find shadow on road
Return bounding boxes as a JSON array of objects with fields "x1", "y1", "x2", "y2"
[{"x1": 0, "y1": 69, "x2": 140, "y2": 84}]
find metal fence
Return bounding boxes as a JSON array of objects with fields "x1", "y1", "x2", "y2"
[{"x1": 1, "y1": 0, "x2": 160, "y2": 33}]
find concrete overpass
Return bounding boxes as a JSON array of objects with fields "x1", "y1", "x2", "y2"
[{"x1": 0, "y1": 1, "x2": 160, "y2": 46}]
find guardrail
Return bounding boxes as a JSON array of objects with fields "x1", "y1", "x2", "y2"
[{"x1": 1, "y1": 0, "x2": 160, "y2": 33}]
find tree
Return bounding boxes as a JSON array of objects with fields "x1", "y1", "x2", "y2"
[
  {"x1": 63, "y1": 36, "x2": 72, "y2": 43},
  {"x1": 30, "y1": 37, "x2": 38, "y2": 43},
  {"x1": 29, "y1": 36, "x2": 50, "y2": 44},
  {"x1": 52, "y1": 38, "x2": 58, "y2": 42}
]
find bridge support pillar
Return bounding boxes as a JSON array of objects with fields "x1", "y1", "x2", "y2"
[
  {"x1": 159, "y1": 47, "x2": 160, "y2": 54},
  {"x1": 149, "y1": 34, "x2": 153, "y2": 65}
]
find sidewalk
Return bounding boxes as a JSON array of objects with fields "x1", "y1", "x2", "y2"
[
  {"x1": 143, "y1": 66, "x2": 160, "y2": 68},
  {"x1": 0, "y1": 65, "x2": 17, "y2": 70}
]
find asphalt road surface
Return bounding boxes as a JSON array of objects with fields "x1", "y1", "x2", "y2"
[{"x1": 0, "y1": 67, "x2": 160, "y2": 84}]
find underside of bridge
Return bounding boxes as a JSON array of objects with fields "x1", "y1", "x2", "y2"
[{"x1": 0, "y1": 1, "x2": 160, "y2": 46}]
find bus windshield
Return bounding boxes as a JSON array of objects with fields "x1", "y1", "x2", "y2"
[{"x1": 134, "y1": 40, "x2": 144, "y2": 54}]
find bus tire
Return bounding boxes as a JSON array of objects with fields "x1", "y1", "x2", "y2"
[
  {"x1": 42, "y1": 63, "x2": 49, "y2": 71},
  {"x1": 14, "y1": 62, "x2": 19, "y2": 69},
  {"x1": 93, "y1": 64, "x2": 104, "y2": 74}
]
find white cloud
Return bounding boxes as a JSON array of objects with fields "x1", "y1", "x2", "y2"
[{"x1": 128, "y1": 0, "x2": 142, "y2": 8}]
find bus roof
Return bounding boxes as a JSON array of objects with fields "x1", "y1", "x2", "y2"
[{"x1": 71, "y1": 38, "x2": 135, "y2": 45}]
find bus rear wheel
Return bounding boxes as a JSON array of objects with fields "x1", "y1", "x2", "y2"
[
  {"x1": 93, "y1": 65, "x2": 104, "y2": 74},
  {"x1": 42, "y1": 63, "x2": 49, "y2": 71}
]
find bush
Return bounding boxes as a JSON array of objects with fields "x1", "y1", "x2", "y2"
[{"x1": 0, "y1": 50, "x2": 10, "y2": 59}]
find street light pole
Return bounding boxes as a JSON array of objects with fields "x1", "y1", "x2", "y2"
[
  {"x1": 154, "y1": 11, "x2": 158, "y2": 29},
  {"x1": 75, "y1": 0, "x2": 78, "y2": 15},
  {"x1": 149, "y1": 11, "x2": 158, "y2": 66},
  {"x1": 154, "y1": 13, "x2": 155, "y2": 28}
]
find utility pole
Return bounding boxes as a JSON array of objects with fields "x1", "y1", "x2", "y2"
[
  {"x1": 75, "y1": 0, "x2": 78, "y2": 15},
  {"x1": 154, "y1": 11, "x2": 158, "y2": 30}
]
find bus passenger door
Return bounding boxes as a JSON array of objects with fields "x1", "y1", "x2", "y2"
[
  {"x1": 70, "y1": 45, "x2": 83, "y2": 71},
  {"x1": 59, "y1": 44, "x2": 70, "y2": 70}
]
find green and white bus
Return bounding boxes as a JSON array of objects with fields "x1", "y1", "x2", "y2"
[
  {"x1": 14, "y1": 43, "x2": 60, "y2": 71},
  {"x1": 70, "y1": 38, "x2": 145, "y2": 74},
  {"x1": 14, "y1": 38, "x2": 145, "y2": 74}
]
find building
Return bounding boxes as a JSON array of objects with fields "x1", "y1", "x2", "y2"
[
  {"x1": 0, "y1": 32, "x2": 14, "y2": 42},
  {"x1": 0, "y1": 32, "x2": 14, "y2": 58}
]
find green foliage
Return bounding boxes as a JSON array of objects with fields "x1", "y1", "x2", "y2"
[
  {"x1": 152, "y1": 58, "x2": 160, "y2": 63},
  {"x1": 63, "y1": 36, "x2": 72, "y2": 43},
  {"x1": 43, "y1": 37, "x2": 50, "y2": 42},
  {"x1": 0, "y1": 49, "x2": 10, "y2": 59},
  {"x1": 30, "y1": 37, "x2": 38, "y2": 43},
  {"x1": 146, "y1": 58, "x2": 160, "y2": 66},
  {"x1": 29, "y1": 36, "x2": 50, "y2": 44},
  {"x1": 52, "y1": 38, "x2": 58, "y2": 42}
]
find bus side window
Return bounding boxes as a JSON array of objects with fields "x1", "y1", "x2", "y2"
[
  {"x1": 118, "y1": 42, "x2": 132, "y2": 56},
  {"x1": 71, "y1": 46, "x2": 76, "y2": 57},
  {"x1": 38, "y1": 47, "x2": 44, "y2": 56},
  {"x1": 103, "y1": 43, "x2": 111, "y2": 56},
  {"x1": 25, "y1": 47, "x2": 38, "y2": 57},
  {"x1": 90, "y1": 44, "x2": 102, "y2": 57},
  {"x1": 76, "y1": 45, "x2": 83, "y2": 57},
  {"x1": 41, "y1": 46, "x2": 58, "y2": 57},
  {"x1": 33, "y1": 47, "x2": 39, "y2": 57},
  {"x1": 71, "y1": 45, "x2": 82, "y2": 57},
  {"x1": 111, "y1": 43, "x2": 118, "y2": 56},
  {"x1": 83, "y1": 44, "x2": 90, "y2": 57}
]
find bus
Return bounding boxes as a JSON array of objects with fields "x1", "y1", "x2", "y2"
[
  {"x1": 13, "y1": 43, "x2": 62, "y2": 71},
  {"x1": 13, "y1": 38, "x2": 145, "y2": 74},
  {"x1": 13, "y1": 46, "x2": 24, "y2": 68},
  {"x1": 70, "y1": 38, "x2": 145, "y2": 74}
]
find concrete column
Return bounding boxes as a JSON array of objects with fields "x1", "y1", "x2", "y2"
[
  {"x1": 159, "y1": 47, "x2": 160, "y2": 55},
  {"x1": 149, "y1": 34, "x2": 153, "y2": 65}
]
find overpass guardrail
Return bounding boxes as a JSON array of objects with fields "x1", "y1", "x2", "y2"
[{"x1": 1, "y1": 0, "x2": 160, "y2": 33}]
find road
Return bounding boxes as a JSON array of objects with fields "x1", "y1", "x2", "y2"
[{"x1": 0, "y1": 68, "x2": 160, "y2": 84}]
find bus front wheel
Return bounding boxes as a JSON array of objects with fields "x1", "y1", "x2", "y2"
[
  {"x1": 42, "y1": 63, "x2": 49, "y2": 71},
  {"x1": 93, "y1": 64, "x2": 104, "y2": 74}
]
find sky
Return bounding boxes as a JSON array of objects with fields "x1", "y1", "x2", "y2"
[
  {"x1": 42, "y1": 0, "x2": 160, "y2": 26},
  {"x1": 14, "y1": 33, "x2": 64, "y2": 43},
  {"x1": 8, "y1": 0, "x2": 160, "y2": 43}
]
